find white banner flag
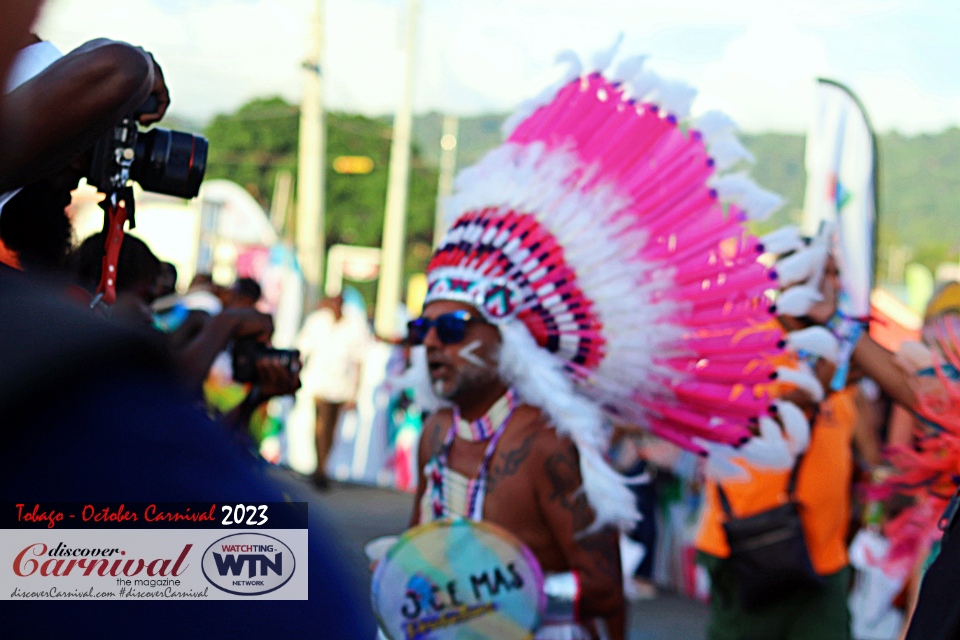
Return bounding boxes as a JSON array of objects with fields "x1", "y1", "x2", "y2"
[{"x1": 802, "y1": 79, "x2": 878, "y2": 319}]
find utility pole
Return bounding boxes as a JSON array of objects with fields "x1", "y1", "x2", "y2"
[
  {"x1": 433, "y1": 114, "x2": 459, "y2": 248},
  {"x1": 270, "y1": 170, "x2": 293, "y2": 237},
  {"x1": 296, "y1": 0, "x2": 326, "y2": 311},
  {"x1": 374, "y1": 0, "x2": 420, "y2": 338}
]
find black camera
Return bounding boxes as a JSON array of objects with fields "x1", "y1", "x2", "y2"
[
  {"x1": 232, "y1": 337, "x2": 302, "y2": 385},
  {"x1": 87, "y1": 96, "x2": 208, "y2": 199}
]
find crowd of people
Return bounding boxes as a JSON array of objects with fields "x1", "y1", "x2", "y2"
[{"x1": 4, "y1": 3, "x2": 960, "y2": 640}]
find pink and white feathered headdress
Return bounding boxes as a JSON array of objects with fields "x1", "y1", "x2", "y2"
[{"x1": 422, "y1": 44, "x2": 814, "y2": 529}]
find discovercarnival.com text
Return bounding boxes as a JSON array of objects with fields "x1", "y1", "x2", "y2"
[{"x1": 10, "y1": 585, "x2": 210, "y2": 598}]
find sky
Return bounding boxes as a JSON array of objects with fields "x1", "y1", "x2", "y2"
[{"x1": 34, "y1": 0, "x2": 960, "y2": 134}]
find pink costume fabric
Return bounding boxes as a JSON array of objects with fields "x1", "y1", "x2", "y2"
[{"x1": 872, "y1": 315, "x2": 960, "y2": 577}]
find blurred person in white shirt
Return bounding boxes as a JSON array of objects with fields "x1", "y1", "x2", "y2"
[{"x1": 296, "y1": 293, "x2": 370, "y2": 489}]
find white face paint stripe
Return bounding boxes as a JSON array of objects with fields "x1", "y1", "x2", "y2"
[{"x1": 458, "y1": 339, "x2": 489, "y2": 369}]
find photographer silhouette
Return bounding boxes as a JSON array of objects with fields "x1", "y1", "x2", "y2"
[{"x1": 0, "y1": 11, "x2": 374, "y2": 638}]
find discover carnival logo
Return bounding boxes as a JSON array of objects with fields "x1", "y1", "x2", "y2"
[{"x1": 201, "y1": 533, "x2": 295, "y2": 596}]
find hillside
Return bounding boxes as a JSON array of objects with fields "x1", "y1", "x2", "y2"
[
  {"x1": 411, "y1": 114, "x2": 960, "y2": 272},
  {"x1": 199, "y1": 97, "x2": 960, "y2": 282}
]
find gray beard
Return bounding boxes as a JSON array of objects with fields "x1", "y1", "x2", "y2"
[{"x1": 433, "y1": 363, "x2": 500, "y2": 404}]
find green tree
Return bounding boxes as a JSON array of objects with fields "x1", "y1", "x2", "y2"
[
  {"x1": 206, "y1": 99, "x2": 960, "y2": 295},
  {"x1": 204, "y1": 97, "x2": 439, "y2": 295},
  {"x1": 204, "y1": 97, "x2": 299, "y2": 203}
]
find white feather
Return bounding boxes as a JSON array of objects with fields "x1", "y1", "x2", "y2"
[
  {"x1": 627, "y1": 68, "x2": 661, "y2": 102},
  {"x1": 760, "y1": 226, "x2": 806, "y2": 255},
  {"x1": 651, "y1": 79, "x2": 697, "y2": 119},
  {"x1": 707, "y1": 134, "x2": 755, "y2": 171},
  {"x1": 775, "y1": 400, "x2": 810, "y2": 456},
  {"x1": 695, "y1": 439, "x2": 751, "y2": 481},
  {"x1": 801, "y1": 221, "x2": 835, "y2": 291},
  {"x1": 709, "y1": 171, "x2": 753, "y2": 198},
  {"x1": 738, "y1": 416, "x2": 793, "y2": 470},
  {"x1": 590, "y1": 34, "x2": 623, "y2": 72},
  {"x1": 693, "y1": 110, "x2": 738, "y2": 139},
  {"x1": 775, "y1": 246, "x2": 828, "y2": 288},
  {"x1": 711, "y1": 172, "x2": 784, "y2": 221},
  {"x1": 501, "y1": 50, "x2": 583, "y2": 138},
  {"x1": 776, "y1": 364, "x2": 825, "y2": 403},
  {"x1": 498, "y1": 320, "x2": 640, "y2": 531},
  {"x1": 785, "y1": 326, "x2": 840, "y2": 363},
  {"x1": 555, "y1": 49, "x2": 584, "y2": 77},
  {"x1": 611, "y1": 55, "x2": 648, "y2": 86},
  {"x1": 742, "y1": 185, "x2": 785, "y2": 221},
  {"x1": 774, "y1": 285, "x2": 823, "y2": 316}
]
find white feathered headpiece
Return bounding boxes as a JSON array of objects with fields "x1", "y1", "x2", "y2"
[{"x1": 418, "y1": 43, "x2": 811, "y2": 529}]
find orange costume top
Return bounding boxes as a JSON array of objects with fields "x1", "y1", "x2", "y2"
[{"x1": 695, "y1": 386, "x2": 858, "y2": 575}]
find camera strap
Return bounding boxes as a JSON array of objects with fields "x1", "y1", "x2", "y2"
[{"x1": 91, "y1": 187, "x2": 136, "y2": 307}]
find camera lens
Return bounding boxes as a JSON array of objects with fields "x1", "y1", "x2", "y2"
[{"x1": 132, "y1": 128, "x2": 208, "y2": 199}]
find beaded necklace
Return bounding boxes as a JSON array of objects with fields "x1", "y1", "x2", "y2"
[
  {"x1": 453, "y1": 388, "x2": 516, "y2": 441},
  {"x1": 428, "y1": 389, "x2": 518, "y2": 521}
]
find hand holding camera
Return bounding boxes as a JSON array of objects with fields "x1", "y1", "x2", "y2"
[
  {"x1": 0, "y1": 38, "x2": 190, "y2": 192},
  {"x1": 232, "y1": 337, "x2": 301, "y2": 388},
  {"x1": 251, "y1": 352, "x2": 302, "y2": 398},
  {"x1": 87, "y1": 93, "x2": 207, "y2": 201},
  {"x1": 222, "y1": 307, "x2": 274, "y2": 341},
  {"x1": 220, "y1": 308, "x2": 300, "y2": 387},
  {"x1": 137, "y1": 51, "x2": 169, "y2": 126}
]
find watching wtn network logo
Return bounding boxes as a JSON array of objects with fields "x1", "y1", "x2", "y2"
[{"x1": 201, "y1": 533, "x2": 296, "y2": 596}]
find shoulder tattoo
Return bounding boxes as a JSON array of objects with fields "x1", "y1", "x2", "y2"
[
  {"x1": 424, "y1": 413, "x2": 448, "y2": 458},
  {"x1": 545, "y1": 442, "x2": 594, "y2": 532},
  {"x1": 487, "y1": 429, "x2": 538, "y2": 493}
]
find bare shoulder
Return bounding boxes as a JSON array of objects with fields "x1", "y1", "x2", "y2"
[
  {"x1": 513, "y1": 408, "x2": 596, "y2": 534},
  {"x1": 486, "y1": 406, "x2": 556, "y2": 493},
  {"x1": 501, "y1": 406, "x2": 582, "y2": 481},
  {"x1": 517, "y1": 407, "x2": 580, "y2": 464}
]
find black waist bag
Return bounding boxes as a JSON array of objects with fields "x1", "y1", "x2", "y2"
[{"x1": 717, "y1": 454, "x2": 825, "y2": 610}]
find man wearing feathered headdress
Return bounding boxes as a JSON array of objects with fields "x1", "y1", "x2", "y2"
[
  {"x1": 376, "y1": 40, "x2": 815, "y2": 640},
  {"x1": 406, "y1": 294, "x2": 627, "y2": 638}
]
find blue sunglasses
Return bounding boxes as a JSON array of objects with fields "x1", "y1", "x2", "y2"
[{"x1": 407, "y1": 310, "x2": 481, "y2": 345}]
